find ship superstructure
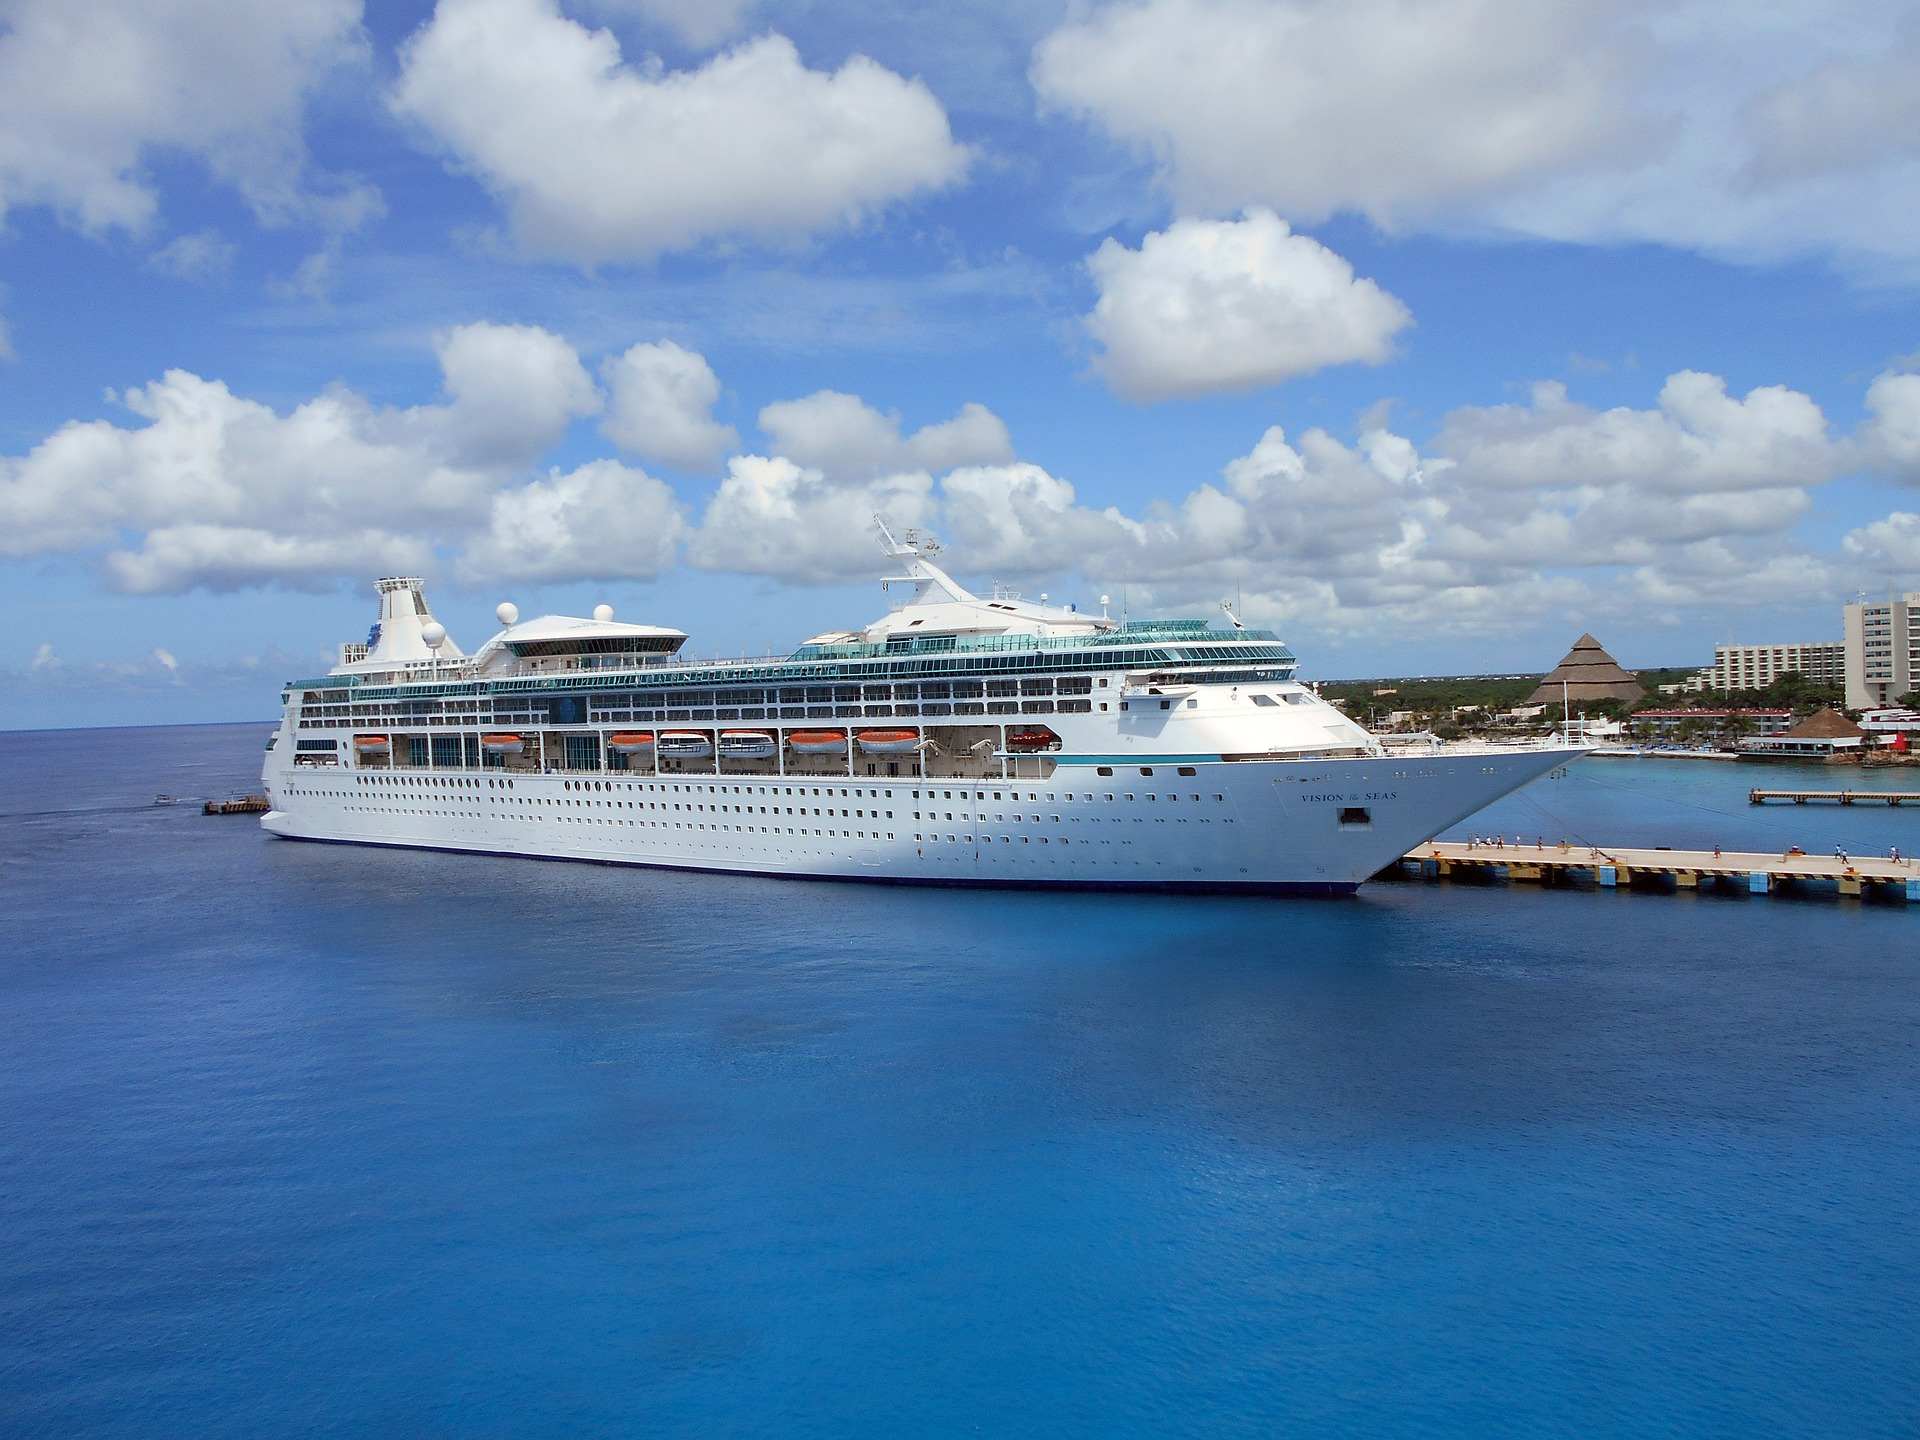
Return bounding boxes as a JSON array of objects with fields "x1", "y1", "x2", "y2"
[{"x1": 261, "y1": 526, "x2": 1578, "y2": 893}]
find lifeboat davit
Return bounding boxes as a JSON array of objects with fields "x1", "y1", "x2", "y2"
[
  {"x1": 481, "y1": 733, "x2": 524, "y2": 755},
  {"x1": 856, "y1": 728, "x2": 920, "y2": 755},
  {"x1": 786, "y1": 730, "x2": 848, "y2": 755},
  {"x1": 657, "y1": 730, "x2": 713, "y2": 760},
  {"x1": 719, "y1": 730, "x2": 776, "y2": 760},
  {"x1": 353, "y1": 734, "x2": 391, "y2": 755},
  {"x1": 1005, "y1": 728, "x2": 1060, "y2": 753},
  {"x1": 605, "y1": 732, "x2": 654, "y2": 754}
]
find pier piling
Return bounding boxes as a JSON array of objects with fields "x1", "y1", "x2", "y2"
[{"x1": 1393, "y1": 841, "x2": 1915, "y2": 906}]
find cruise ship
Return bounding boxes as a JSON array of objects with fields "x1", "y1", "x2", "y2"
[{"x1": 261, "y1": 525, "x2": 1578, "y2": 894}]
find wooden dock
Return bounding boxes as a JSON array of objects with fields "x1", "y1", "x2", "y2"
[
  {"x1": 1749, "y1": 788, "x2": 1920, "y2": 806},
  {"x1": 203, "y1": 794, "x2": 270, "y2": 815},
  {"x1": 1394, "y1": 840, "x2": 1920, "y2": 903}
]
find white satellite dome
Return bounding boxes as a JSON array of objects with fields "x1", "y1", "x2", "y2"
[
  {"x1": 421, "y1": 621, "x2": 447, "y2": 650},
  {"x1": 593, "y1": 603, "x2": 614, "y2": 623},
  {"x1": 496, "y1": 602, "x2": 519, "y2": 626}
]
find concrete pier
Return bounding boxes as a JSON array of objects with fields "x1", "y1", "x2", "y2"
[
  {"x1": 1749, "y1": 788, "x2": 1920, "y2": 806},
  {"x1": 1396, "y1": 840, "x2": 1919, "y2": 904}
]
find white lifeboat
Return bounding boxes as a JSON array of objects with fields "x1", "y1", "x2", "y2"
[
  {"x1": 353, "y1": 734, "x2": 391, "y2": 756},
  {"x1": 1005, "y1": 727, "x2": 1059, "y2": 753},
  {"x1": 786, "y1": 729, "x2": 848, "y2": 754},
  {"x1": 657, "y1": 731, "x2": 713, "y2": 760},
  {"x1": 605, "y1": 732, "x2": 655, "y2": 754},
  {"x1": 481, "y1": 733, "x2": 524, "y2": 755},
  {"x1": 856, "y1": 728, "x2": 920, "y2": 755},
  {"x1": 719, "y1": 730, "x2": 776, "y2": 760}
]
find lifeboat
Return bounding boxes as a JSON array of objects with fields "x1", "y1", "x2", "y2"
[
  {"x1": 656, "y1": 730, "x2": 713, "y2": 760},
  {"x1": 605, "y1": 732, "x2": 654, "y2": 754},
  {"x1": 481, "y1": 733, "x2": 524, "y2": 755},
  {"x1": 718, "y1": 730, "x2": 776, "y2": 760},
  {"x1": 786, "y1": 729, "x2": 848, "y2": 754},
  {"x1": 856, "y1": 728, "x2": 920, "y2": 755},
  {"x1": 1005, "y1": 728, "x2": 1060, "y2": 753},
  {"x1": 353, "y1": 734, "x2": 391, "y2": 755}
]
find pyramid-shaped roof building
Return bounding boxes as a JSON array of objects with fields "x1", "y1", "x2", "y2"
[
  {"x1": 1778, "y1": 707, "x2": 1863, "y2": 741},
  {"x1": 1526, "y1": 633, "x2": 1645, "y2": 707}
]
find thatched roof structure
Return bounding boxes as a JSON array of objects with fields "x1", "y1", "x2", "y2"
[
  {"x1": 1526, "y1": 632, "x2": 1645, "y2": 707},
  {"x1": 1779, "y1": 707, "x2": 1863, "y2": 740}
]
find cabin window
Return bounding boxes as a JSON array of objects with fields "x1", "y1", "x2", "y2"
[
  {"x1": 1177, "y1": 766, "x2": 1196, "y2": 776},
  {"x1": 1251, "y1": 694, "x2": 1278, "y2": 707},
  {"x1": 1096, "y1": 766, "x2": 1113, "y2": 776}
]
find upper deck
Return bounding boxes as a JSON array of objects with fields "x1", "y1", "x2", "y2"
[{"x1": 283, "y1": 618, "x2": 1297, "y2": 703}]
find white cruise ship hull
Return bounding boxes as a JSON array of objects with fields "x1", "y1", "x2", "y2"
[{"x1": 261, "y1": 746, "x2": 1575, "y2": 895}]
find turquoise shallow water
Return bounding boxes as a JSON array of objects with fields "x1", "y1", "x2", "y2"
[{"x1": 2, "y1": 725, "x2": 1917, "y2": 1437}]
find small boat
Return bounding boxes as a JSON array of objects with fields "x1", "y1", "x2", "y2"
[
  {"x1": 786, "y1": 729, "x2": 848, "y2": 754},
  {"x1": 718, "y1": 730, "x2": 776, "y2": 760},
  {"x1": 353, "y1": 734, "x2": 391, "y2": 755},
  {"x1": 481, "y1": 733, "x2": 525, "y2": 755},
  {"x1": 1005, "y1": 728, "x2": 1060, "y2": 753},
  {"x1": 604, "y1": 732, "x2": 654, "y2": 754},
  {"x1": 856, "y1": 728, "x2": 920, "y2": 754},
  {"x1": 657, "y1": 730, "x2": 713, "y2": 760},
  {"x1": 152, "y1": 794, "x2": 180, "y2": 806}
]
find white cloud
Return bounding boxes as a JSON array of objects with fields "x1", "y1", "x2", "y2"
[
  {"x1": 1435, "y1": 372, "x2": 1835, "y2": 494},
  {"x1": 435, "y1": 321, "x2": 601, "y2": 464},
  {"x1": 600, "y1": 341, "x2": 738, "y2": 470},
  {"x1": 937, "y1": 463, "x2": 1145, "y2": 573},
  {"x1": 756, "y1": 392, "x2": 1012, "y2": 476},
  {"x1": 0, "y1": 321, "x2": 600, "y2": 591},
  {"x1": 1034, "y1": 0, "x2": 1640, "y2": 227},
  {"x1": 147, "y1": 229, "x2": 239, "y2": 284},
  {"x1": 688, "y1": 454, "x2": 937, "y2": 581},
  {"x1": 1034, "y1": 0, "x2": 1920, "y2": 279},
  {"x1": 679, "y1": 366, "x2": 1853, "y2": 633},
  {"x1": 1854, "y1": 370, "x2": 1920, "y2": 482},
  {"x1": 30, "y1": 641, "x2": 59, "y2": 672},
  {"x1": 1843, "y1": 512, "x2": 1920, "y2": 573},
  {"x1": 106, "y1": 526, "x2": 435, "y2": 595},
  {"x1": 153, "y1": 647, "x2": 180, "y2": 675},
  {"x1": 0, "y1": 0, "x2": 376, "y2": 236},
  {"x1": 391, "y1": 0, "x2": 970, "y2": 264},
  {"x1": 1083, "y1": 209, "x2": 1412, "y2": 401},
  {"x1": 458, "y1": 459, "x2": 685, "y2": 583},
  {"x1": 587, "y1": 0, "x2": 758, "y2": 49}
]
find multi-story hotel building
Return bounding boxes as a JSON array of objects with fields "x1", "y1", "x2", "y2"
[
  {"x1": 1845, "y1": 592, "x2": 1920, "y2": 710},
  {"x1": 1711, "y1": 641, "x2": 1844, "y2": 693}
]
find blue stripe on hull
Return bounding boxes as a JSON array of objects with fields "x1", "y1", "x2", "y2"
[{"x1": 264, "y1": 831, "x2": 1360, "y2": 898}]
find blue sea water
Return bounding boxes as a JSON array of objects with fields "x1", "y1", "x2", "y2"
[{"x1": 2, "y1": 724, "x2": 1918, "y2": 1438}]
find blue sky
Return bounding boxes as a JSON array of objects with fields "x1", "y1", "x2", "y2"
[{"x1": 6, "y1": 0, "x2": 1920, "y2": 727}]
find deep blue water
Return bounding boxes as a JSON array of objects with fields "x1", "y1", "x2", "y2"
[{"x1": 3, "y1": 724, "x2": 1918, "y2": 1437}]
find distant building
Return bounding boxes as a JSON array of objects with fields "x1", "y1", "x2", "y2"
[
  {"x1": 1711, "y1": 641, "x2": 1843, "y2": 692},
  {"x1": 1656, "y1": 670, "x2": 1715, "y2": 696},
  {"x1": 1858, "y1": 707, "x2": 1920, "y2": 737},
  {"x1": 1844, "y1": 591, "x2": 1920, "y2": 710},
  {"x1": 1631, "y1": 708, "x2": 1792, "y2": 738},
  {"x1": 1526, "y1": 633, "x2": 1645, "y2": 708},
  {"x1": 1736, "y1": 707, "x2": 1867, "y2": 761}
]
